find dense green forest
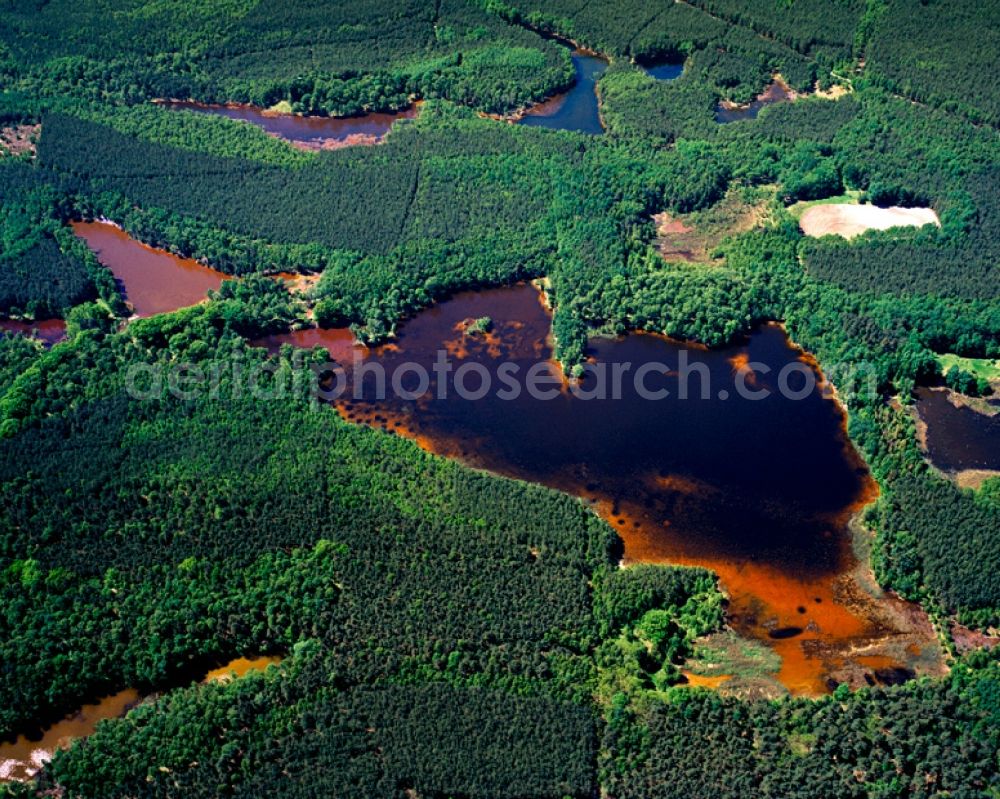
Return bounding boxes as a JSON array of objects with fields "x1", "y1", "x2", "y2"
[
  {"x1": 0, "y1": 0, "x2": 573, "y2": 116},
  {"x1": 602, "y1": 651, "x2": 1000, "y2": 798},
  {"x1": 0, "y1": 160, "x2": 120, "y2": 318},
  {"x1": 2, "y1": 0, "x2": 1000, "y2": 796},
  {"x1": 865, "y1": 0, "x2": 1000, "y2": 126},
  {"x1": 0, "y1": 294, "x2": 722, "y2": 796}
]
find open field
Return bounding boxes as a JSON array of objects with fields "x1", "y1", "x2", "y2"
[{"x1": 799, "y1": 202, "x2": 940, "y2": 239}]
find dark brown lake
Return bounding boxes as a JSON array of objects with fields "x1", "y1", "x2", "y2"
[
  {"x1": 262, "y1": 283, "x2": 940, "y2": 695},
  {"x1": 916, "y1": 387, "x2": 1000, "y2": 473}
]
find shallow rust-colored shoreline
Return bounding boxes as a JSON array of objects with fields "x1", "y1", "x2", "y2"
[{"x1": 0, "y1": 656, "x2": 282, "y2": 783}]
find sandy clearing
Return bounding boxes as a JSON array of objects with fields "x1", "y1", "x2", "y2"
[
  {"x1": 799, "y1": 203, "x2": 940, "y2": 239},
  {"x1": 955, "y1": 469, "x2": 1000, "y2": 490},
  {"x1": 813, "y1": 82, "x2": 850, "y2": 100}
]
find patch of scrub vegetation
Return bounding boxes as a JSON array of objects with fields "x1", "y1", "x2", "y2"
[
  {"x1": 265, "y1": 100, "x2": 293, "y2": 115},
  {"x1": 593, "y1": 566, "x2": 726, "y2": 704},
  {"x1": 683, "y1": 630, "x2": 785, "y2": 698},
  {"x1": 786, "y1": 189, "x2": 862, "y2": 218},
  {"x1": 655, "y1": 185, "x2": 774, "y2": 264},
  {"x1": 465, "y1": 315, "x2": 494, "y2": 335}
]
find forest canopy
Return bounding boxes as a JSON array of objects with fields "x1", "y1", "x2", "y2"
[{"x1": 2, "y1": 1, "x2": 1000, "y2": 797}]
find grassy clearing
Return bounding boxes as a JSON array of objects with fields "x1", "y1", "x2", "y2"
[
  {"x1": 937, "y1": 353, "x2": 1000, "y2": 382},
  {"x1": 685, "y1": 630, "x2": 781, "y2": 679},
  {"x1": 683, "y1": 630, "x2": 786, "y2": 699},
  {"x1": 787, "y1": 190, "x2": 862, "y2": 219}
]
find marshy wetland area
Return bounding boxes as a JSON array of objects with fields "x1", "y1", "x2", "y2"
[{"x1": 1, "y1": 1, "x2": 1000, "y2": 797}]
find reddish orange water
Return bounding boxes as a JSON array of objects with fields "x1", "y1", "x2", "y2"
[
  {"x1": 0, "y1": 656, "x2": 281, "y2": 783},
  {"x1": 253, "y1": 326, "x2": 367, "y2": 364},
  {"x1": 72, "y1": 221, "x2": 230, "y2": 317},
  {"x1": 682, "y1": 672, "x2": 732, "y2": 689},
  {"x1": 0, "y1": 319, "x2": 67, "y2": 346}
]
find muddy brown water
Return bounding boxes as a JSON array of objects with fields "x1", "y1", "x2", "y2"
[
  {"x1": 258, "y1": 283, "x2": 939, "y2": 695},
  {"x1": 716, "y1": 78, "x2": 794, "y2": 123},
  {"x1": 0, "y1": 319, "x2": 67, "y2": 346},
  {"x1": 72, "y1": 221, "x2": 230, "y2": 317},
  {"x1": 159, "y1": 101, "x2": 418, "y2": 148},
  {"x1": 253, "y1": 326, "x2": 365, "y2": 364}
]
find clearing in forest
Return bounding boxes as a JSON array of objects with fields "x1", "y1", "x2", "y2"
[
  {"x1": 654, "y1": 187, "x2": 772, "y2": 264},
  {"x1": 798, "y1": 202, "x2": 940, "y2": 239}
]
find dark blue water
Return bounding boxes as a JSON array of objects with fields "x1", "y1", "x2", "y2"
[
  {"x1": 293, "y1": 284, "x2": 918, "y2": 694},
  {"x1": 643, "y1": 62, "x2": 684, "y2": 81},
  {"x1": 518, "y1": 53, "x2": 608, "y2": 135},
  {"x1": 338, "y1": 284, "x2": 868, "y2": 574}
]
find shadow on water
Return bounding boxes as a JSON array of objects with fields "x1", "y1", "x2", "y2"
[
  {"x1": 641, "y1": 61, "x2": 684, "y2": 81},
  {"x1": 517, "y1": 52, "x2": 608, "y2": 134},
  {"x1": 261, "y1": 284, "x2": 940, "y2": 695}
]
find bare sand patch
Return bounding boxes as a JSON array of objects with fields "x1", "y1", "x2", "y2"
[
  {"x1": 955, "y1": 469, "x2": 1000, "y2": 490},
  {"x1": 813, "y1": 82, "x2": 850, "y2": 100},
  {"x1": 799, "y1": 203, "x2": 940, "y2": 239}
]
